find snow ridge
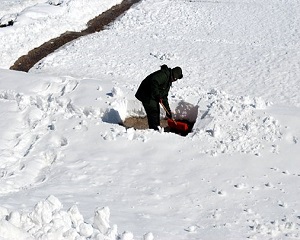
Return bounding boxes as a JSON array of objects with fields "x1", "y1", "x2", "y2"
[
  {"x1": 0, "y1": 195, "x2": 148, "y2": 240},
  {"x1": 189, "y1": 89, "x2": 282, "y2": 156}
]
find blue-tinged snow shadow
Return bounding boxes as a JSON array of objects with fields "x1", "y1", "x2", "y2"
[
  {"x1": 102, "y1": 108, "x2": 122, "y2": 124},
  {"x1": 173, "y1": 100, "x2": 198, "y2": 123}
]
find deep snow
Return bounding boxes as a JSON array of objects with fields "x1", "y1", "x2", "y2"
[{"x1": 0, "y1": 0, "x2": 300, "y2": 239}]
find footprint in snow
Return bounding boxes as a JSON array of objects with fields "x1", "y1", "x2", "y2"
[
  {"x1": 185, "y1": 225, "x2": 198, "y2": 233},
  {"x1": 0, "y1": 170, "x2": 6, "y2": 178},
  {"x1": 211, "y1": 209, "x2": 222, "y2": 219},
  {"x1": 271, "y1": 167, "x2": 293, "y2": 176},
  {"x1": 264, "y1": 182, "x2": 275, "y2": 188},
  {"x1": 243, "y1": 208, "x2": 254, "y2": 214},
  {"x1": 270, "y1": 167, "x2": 279, "y2": 173},
  {"x1": 212, "y1": 188, "x2": 226, "y2": 196},
  {"x1": 282, "y1": 170, "x2": 290, "y2": 175},
  {"x1": 234, "y1": 183, "x2": 248, "y2": 189},
  {"x1": 35, "y1": 174, "x2": 47, "y2": 184},
  {"x1": 20, "y1": 164, "x2": 25, "y2": 171},
  {"x1": 278, "y1": 201, "x2": 288, "y2": 208},
  {"x1": 73, "y1": 120, "x2": 88, "y2": 131}
]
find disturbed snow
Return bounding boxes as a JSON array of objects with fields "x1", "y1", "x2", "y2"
[{"x1": 0, "y1": 0, "x2": 300, "y2": 239}]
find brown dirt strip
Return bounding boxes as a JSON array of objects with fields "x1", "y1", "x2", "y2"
[
  {"x1": 10, "y1": 0, "x2": 141, "y2": 72},
  {"x1": 121, "y1": 117, "x2": 194, "y2": 136}
]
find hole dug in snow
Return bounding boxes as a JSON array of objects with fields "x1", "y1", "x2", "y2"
[
  {"x1": 120, "y1": 100, "x2": 198, "y2": 136},
  {"x1": 121, "y1": 117, "x2": 195, "y2": 136}
]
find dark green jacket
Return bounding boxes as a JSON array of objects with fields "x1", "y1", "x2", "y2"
[{"x1": 135, "y1": 65, "x2": 172, "y2": 112}]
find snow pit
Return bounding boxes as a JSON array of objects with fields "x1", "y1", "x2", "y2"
[{"x1": 120, "y1": 117, "x2": 195, "y2": 136}]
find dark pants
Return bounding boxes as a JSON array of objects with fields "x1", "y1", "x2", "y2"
[{"x1": 142, "y1": 100, "x2": 160, "y2": 131}]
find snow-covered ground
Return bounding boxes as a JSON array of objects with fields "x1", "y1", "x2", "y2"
[
  {"x1": 0, "y1": 0, "x2": 122, "y2": 69},
  {"x1": 0, "y1": 0, "x2": 300, "y2": 239}
]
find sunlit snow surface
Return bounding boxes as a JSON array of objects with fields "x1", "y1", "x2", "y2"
[{"x1": 0, "y1": 0, "x2": 300, "y2": 239}]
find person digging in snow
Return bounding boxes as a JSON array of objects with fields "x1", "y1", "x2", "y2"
[{"x1": 135, "y1": 65, "x2": 183, "y2": 131}]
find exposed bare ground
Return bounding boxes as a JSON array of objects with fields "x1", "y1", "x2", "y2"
[
  {"x1": 121, "y1": 117, "x2": 194, "y2": 136},
  {"x1": 121, "y1": 117, "x2": 168, "y2": 130},
  {"x1": 10, "y1": 0, "x2": 142, "y2": 72}
]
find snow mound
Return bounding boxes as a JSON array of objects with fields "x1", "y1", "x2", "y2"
[
  {"x1": 0, "y1": 71, "x2": 283, "y2": 159},
  {"x1": 187, "y1": 89, "x2": 281, "y2": 155},
  {"x1": 101, "y1": 86, "x2": 282, "y2": 155},
  {"x1": 0, "y1": 195, "x2": 150, "y2": 240}
]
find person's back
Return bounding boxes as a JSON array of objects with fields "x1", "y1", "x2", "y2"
[
  {"x1": 135, "y1": 65, "x2": 170, "y2": 103},
  {"x1": 135, "y1": 65, "x2": 183, "y2": 130}
]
